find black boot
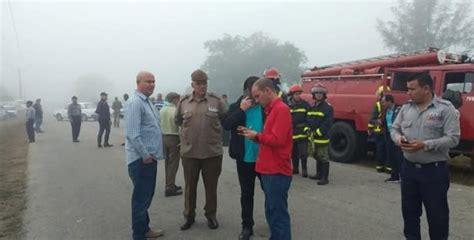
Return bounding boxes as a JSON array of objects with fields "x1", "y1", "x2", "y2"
[
  {"x1": 301, "y1": 158, "x2": 308, "y2": 178},
  {"x1": 309, "y1": 160, "x2": 322, "y2": 180},
  {"x1": 317, "y1": 162, "x2": 329, "y2": 185}
]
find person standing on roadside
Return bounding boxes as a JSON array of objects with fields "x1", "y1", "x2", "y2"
[
  {"x1": 241, "y1": 78, "x2": 293, "y2": 240},
  {"x1": 25, "y1": 100, "x2": 36, "y2": 143},
  {"x1": 160, "y1": 92, "x2": 183, "y2": 197},
  {"x1": 112, "y1": 97, "x2": 123, "y2": 128},
  {"x1": 222, "y1": 76, "x2": 263, "y2": 240},
  {"x1": 68, "y1": 96, "x2": 82, "y2": 143},
  {"x1": 175, "y1": 69, "x2": 227, "y2": 231},
  {"x1": 125, "y1": 71, "x2": 164, "y2": 239},
  {"x1": 391, "y1": 72, "x2": 460, "y2": 240},
  {"x1": 96, "y1": 92, "x2": 113, "y2": 148},
  {"x1": 33, "y1": 98, "x2": 44, "y2": 133}
]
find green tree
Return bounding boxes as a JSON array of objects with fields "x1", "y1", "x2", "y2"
[
  {"x1": 377, "y1": 0, "x2": 474, "y2": 52},
  {"x1": 202, "y1": 32, "x2": 307, "y2": 100}
]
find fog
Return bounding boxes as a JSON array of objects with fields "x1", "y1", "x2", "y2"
[{"x1": 2, "y1": 0, "x2": 393, "y2": 108}]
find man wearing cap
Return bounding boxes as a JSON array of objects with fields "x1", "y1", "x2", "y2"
[
  {"x1": 96, "y1": 92, "x2": 113, "y2": 148},
  {"x1": 307, "y1": 82, "x2": 333, "y2": 185},
  {"x1": 68, "y1": 96, "x2": 82, "y2": 143},
  {"x1": 175, "y1": 69, "x2": 227, "y2": 231},
  {"x1": 25, "y1": 100, "x2": 36, "y2": 143}
]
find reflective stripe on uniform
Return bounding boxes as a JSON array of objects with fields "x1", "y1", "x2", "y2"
[
  {"x1": 368, "y1": 123, "x2": 374, "y2": 128},
  {"x1": 307, "y1": 111, "x2": 325, "y2": 117},
  {"x1": 316, "y1": 128, "x2": 322, "y2": 136},
  {"x1": 293, "y1": 134, "x2": 307, "y2": 140},
  {"x1": 290, "y1": 108, "x2": 307, "y2": 113},
  {"x1": 278, "y1": 91, "x2": 283, "y2": 97},
  {"x1": 313, "y1": 139, "x2": 329, "y2": 144},
  {"x1": 303, "y1": 127, "x2": 310, "y2": 132}
]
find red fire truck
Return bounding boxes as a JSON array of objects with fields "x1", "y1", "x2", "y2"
[{"x1": 300, "y1": 48, "x2": 474, "y2": 167}]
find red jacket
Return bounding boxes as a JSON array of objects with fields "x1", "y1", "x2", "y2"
[{"x1": 255, "y1": 98, "x2": 293, "y2": 176}]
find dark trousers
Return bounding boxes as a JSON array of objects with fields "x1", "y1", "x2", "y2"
[
  {"x1": 386, "y1": 134, "x2": 402, "y2": 179},
  {"x1": 34, "y1": 116, "x2": 43, "y2": 131},
  {"x1": 70, "y1": 115, "x2": 82, "y2": 141},
  {"x1": 182, "y1": 156, "x2": 222, "y2": 219},
  {"x1": 261, "y1": 174, "x2": 292, "y2": 240},
  {"x1": 163, "y1": 135, "x2": 180, "y2": 190},
  {"x1": 374, "y1": 133, "x2": 386, "y2": 167},
  {"x1": 26, "y1": 119, "x2": 35, "y2": 142},
  {"x1": 291, "y1": 140, "x2": 308, "y2": 171},
  {"x1": 236, "y1": 159, "x2": 261, "y2": 228},
  {"x1": 128, "y1": 159, "x2": 157, "y2": 240},
  {"x1": 401, "y1": 160, "x2": 449, "y2": 240},
  {"x1": 97, "y1": 118, "x2": 111, "y2": 145}
]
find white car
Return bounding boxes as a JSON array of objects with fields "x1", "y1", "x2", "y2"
[{"x1": 54, "y1": 102, "x2": 97, "y2": 121}]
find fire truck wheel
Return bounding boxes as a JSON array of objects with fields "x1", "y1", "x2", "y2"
[{"x1": 329, "y1": 121, "x2": 357, "y2": 163}]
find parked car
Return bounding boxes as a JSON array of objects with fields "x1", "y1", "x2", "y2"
[
  {"x1": 3, "y1": 104, "x2": 18, "y2": 118},
  {"x1": 0, "y1": 106, "x2": 7, "y2": 120},
  {"x1": 54, "y1": 102, "x2": 97, "y2": 121}
]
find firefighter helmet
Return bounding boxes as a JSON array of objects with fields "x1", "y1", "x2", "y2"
[
  {"x1": 289, "y1": 84, "x2": 303, "y2": 94},
  {"x1": 376, "y1": 85, "x2": 391, "y2": 95},
  {"x1": 263, "y1": 67, "x2": 280, "y2": 79},
  {"x1": 311, "y1": 82, "x2": 328, "y2": 94}
]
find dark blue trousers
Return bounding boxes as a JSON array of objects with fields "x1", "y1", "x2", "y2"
[
  {"x1": 374, "y1": 133, "x2": 386, "y2": 167},
  {"x1": 128, "y1": 159, "x2": 157, "y2": 240},
  {"x1": 385, "y1": 134, "x2": 403, "y2": 179},
  {"x1": 261, "y1": 174, "x2": 292, "y2": 240},
  {"x1": 401, "y1": 160, "x2": 449, "y2": 240}
]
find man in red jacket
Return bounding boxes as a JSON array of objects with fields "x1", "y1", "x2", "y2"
[{"x1": 241, "y1": 78, "x2": 293, "y2": 240}]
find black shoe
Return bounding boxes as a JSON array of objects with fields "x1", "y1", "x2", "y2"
[
  {"x1": 207, "y1": 217, "x2": 219, "y2": 229},
  {"x1": 29, "y1": 140, "x2": 35, "y2": 143},
  {"x1": 384, "y1": 177, "x2": 400, "y2": 183},
  {"x1": 317, "y1": 162, "x2": 329, "y2": 185},
  {"x1": 180, "y1": 218, "x2": 195, "y2": 231},
  {"x1": 121, "y1": 143, "x2": 125, "y2": 146},
  {"x1": 165, "y1": 188, "x2": 183, "y2": 197},
  {"x1": 239, "y1": 227, "x2": 253, "y2": 240},
  {"x1": 98, "y1": 144, "x2": 103, "y2": 148},
  {"x1": 302, "y1": 168, "x2": 308, "y2": 178},
  {"x1": 174, "y1": 185, "x2": 182, "y2": 191},
  {"x1": 104, "y1": 143, "x2": 113, "y2": 147},
  {"x1": 73, "y1": 140, "x2": 80, "y2": 143}
]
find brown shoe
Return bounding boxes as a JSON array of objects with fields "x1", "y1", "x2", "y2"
[{"x1": 145, "y1": 229, "x2": 164, "y2": 238}]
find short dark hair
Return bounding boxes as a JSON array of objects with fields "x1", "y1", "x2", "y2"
[
  {"x1": 165, "y1": 92, "x2": 180, "y2": 102},
  {"x1": 253, "y1": 78, "x2": 276, "y2": 93},
  {"x1": 407, "y1": 72, "x2": 433, "y2": 89},
  {"x1": 26, "y1": 100, "x2": 33, "y2": 105},
  {"x1": 383, "y1": 94, "x2": 394, "y2": 103}
]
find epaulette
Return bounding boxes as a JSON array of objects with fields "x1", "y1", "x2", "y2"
[
  {"x1": 180, "y1": 94, "x2": 192, "y2": 103},
  {"x1": 207, "y1": 92, "x2": 220, "y2": 99}
]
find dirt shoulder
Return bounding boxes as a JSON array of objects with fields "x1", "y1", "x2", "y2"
[{"x1": 0, "y1": 118, "x2": 28, "y2": 239}]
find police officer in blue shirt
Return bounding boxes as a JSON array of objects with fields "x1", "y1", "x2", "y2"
[{"x1": 391, "y1": 72, "x2": 460, "y2": 240}]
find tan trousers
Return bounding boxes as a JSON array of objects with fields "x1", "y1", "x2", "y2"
[
  {"x1": 163, "y1": 135, "x2": 180, "y2": 190},
  {"x1": 181, "y1": 155, "x2": 222, "y2": 219}
]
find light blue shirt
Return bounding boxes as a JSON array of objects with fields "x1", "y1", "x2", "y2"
[
  {"x1": 386, "y1": 107, "x2": 394, "y2": 131},
  {"x1": 244, "y1": 105, "x2": 263, "y2": 163},
  {"x1": 125, "y1": 90, "x2": 163, "y2": 165}
]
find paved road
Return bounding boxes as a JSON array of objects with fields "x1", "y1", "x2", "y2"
[{"x1": 23, "y1": 118, "x2": 474, "y2": 240}]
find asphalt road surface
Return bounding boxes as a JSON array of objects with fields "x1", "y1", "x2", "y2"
[{"x1": 23, "y1": 117, "x2": 474, "y2": 240}]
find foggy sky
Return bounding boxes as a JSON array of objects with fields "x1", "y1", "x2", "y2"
[{"x1": 2, "y1": 1, "x2": 394, "y2": 107}]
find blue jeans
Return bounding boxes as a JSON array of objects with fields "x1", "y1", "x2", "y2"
[
  {"x1": 261, "y1": 174, "x2": 292, "y2": 240},
  {"x1": 128, "y1": 159, "x2": 157, "y2": 240},
  {"x1": 401, "y1": 160, "x2": 449, "y2": 240}
]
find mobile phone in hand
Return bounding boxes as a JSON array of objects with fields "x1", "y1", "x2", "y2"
[{"x1": 401, "y1": 139, "x2": 410, "y2": 144}]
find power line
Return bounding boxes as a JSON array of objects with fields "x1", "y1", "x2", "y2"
[{"x1": 7, "y1": 0, "x2": 23, "y2": 99}]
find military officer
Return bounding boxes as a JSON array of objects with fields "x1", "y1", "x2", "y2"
[{"x1": 175, "y1": 69, "x2": 227, "y2": 231}]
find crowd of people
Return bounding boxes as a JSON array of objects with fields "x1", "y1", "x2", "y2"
[{"x1": 22, "y1": 68, "x2": 460, "y2": 240}]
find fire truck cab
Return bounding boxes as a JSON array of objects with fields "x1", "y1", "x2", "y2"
[{"x1": 301, "y1": 48, "x2": 474, "y2": 167}]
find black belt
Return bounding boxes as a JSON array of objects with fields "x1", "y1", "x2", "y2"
[{"x1": 405, "y1": 161, "x2": 446, "y2": 168}]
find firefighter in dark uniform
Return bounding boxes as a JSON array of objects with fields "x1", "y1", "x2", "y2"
[
  {"x1": 263, "y1": 67, "x2": 289, "y2": 104},
  {"x1": 307, "y1": 82, "x2": 333, "y2": 185},
  {"x1": 368, "y1": 85, "x2": 390, "y2": 172},
  {"x1": 288, "y1": 84, "x2": 310, "y2": 177}
]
